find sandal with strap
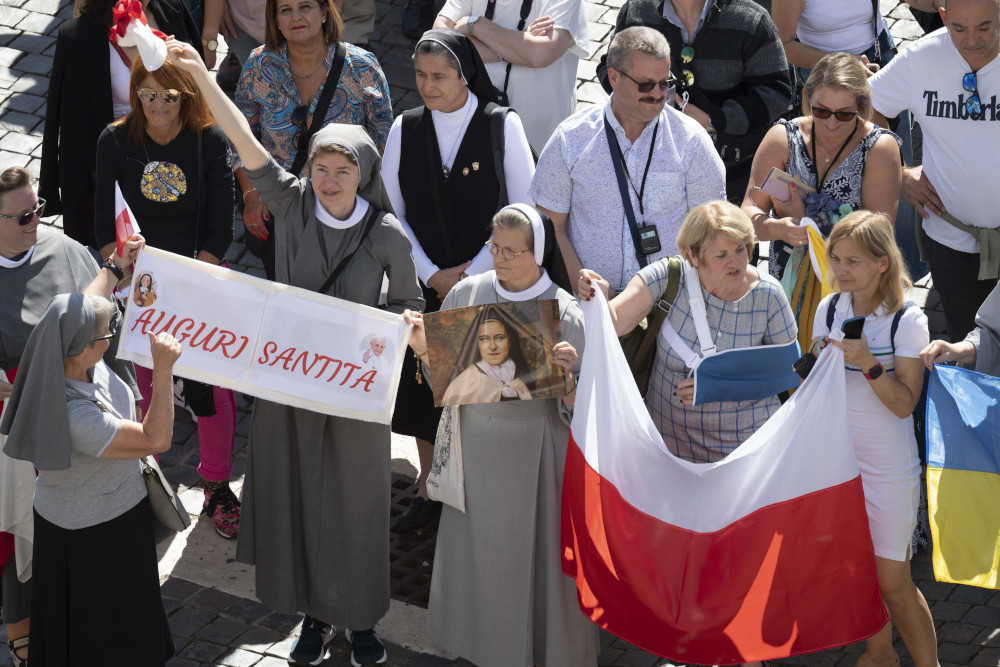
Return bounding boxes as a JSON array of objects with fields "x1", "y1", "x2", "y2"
[
  {"x1": 202, "y1": 479, "x2": 241, "y2": 539},
  {"x1": 855, "y1": 652, "x2": 900, "y2": 667},
  {"x1": 9, "y1": 635, "x2": 28, "y2": 667}
]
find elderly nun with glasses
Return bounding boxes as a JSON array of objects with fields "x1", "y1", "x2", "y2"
[
  {"x1": 403, "y1": 204, "x2": 599, "y2": 667},
  {"x1": 380, "y1": 27, "x2": 536, "y2": 529},
  {"x1": 1, "y1": 288, "x2": 181, "y2": 665}
]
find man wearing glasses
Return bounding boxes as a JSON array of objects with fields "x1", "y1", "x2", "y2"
[
  {"x1": 529, "y1": 26, "x2": 725, "y2": 296},
  {"x1": 870, "y1": 0, "x2": 1000, "y2": 342},
  {"x1": 596, "y1": 0, "x2": 790, "y2": 205}
]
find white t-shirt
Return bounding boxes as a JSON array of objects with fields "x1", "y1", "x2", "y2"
[
  {"x1": 438, "y1": 0, "x2": 589, "y2": 153},
  {"x1": 109, "y1": 42, "x2": 132, "y2": 120},
  {"x1": 812, "y1": 292, "x2": 928, "y2": 466},
  {"x1": 381, "y1": 92, "x2": 536, "y2": 284},
  {"x1": 870, "y1": 28, "x2": 1000, "y2": 253},
  {"x1": 796, "y1": 0, "x2": 884, "y2": 56}
]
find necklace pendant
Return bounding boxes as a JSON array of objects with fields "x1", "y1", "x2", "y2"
[
  {"x1": 824, "y1": 156, "x2": 831, "y2": 163},
  {"x1": 442, "y1": 166, "x2": 450, "y2": 178}
]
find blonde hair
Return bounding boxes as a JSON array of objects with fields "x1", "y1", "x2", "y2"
[
  {"x1": 826, "y1": 210, "x2": 911, "y2": 313},
  {"x1": 675, "y1": 200, "x2": 757, "y2": 261},
  {"x1": 802, "y1": 52, "x2": 873, "y2": 122}
]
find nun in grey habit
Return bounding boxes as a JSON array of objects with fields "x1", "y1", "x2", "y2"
[
  {"x1": 163, "y1": 39, "x2": 424, "y2": 651},
  {"x1": 405, "y1": 204, "x2": 599, "y2": 667},
  {"x1": 922, "y1": 282, "x2": 1000, "y2": 377}
]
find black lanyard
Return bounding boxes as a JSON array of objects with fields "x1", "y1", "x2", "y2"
[
  {"x1": 604, "y1": 110, "x2": 658, "y2": 265},
  {"x1": 810, "y1": 120, "x2": 858, "y2": 192}
]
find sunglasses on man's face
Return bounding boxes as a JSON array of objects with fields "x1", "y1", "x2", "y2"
[
  {"x1": 137, "y1": 88, "x2": 181, "y2": 104},
  {"x1": 811, "y1": 106, "x2": 859, "y2": 122},
  {"x1": 617, "y1": 69, "x2": 676, "y2": 94},
  {"x1": 964, "y1": 71, "x2": 982, "y2": 118},
  {"x1": 0, "y1": 197, "x2": 45, "y2": 226}
]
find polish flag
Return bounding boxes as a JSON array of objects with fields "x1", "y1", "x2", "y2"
[
  {"x1": 561, "y1": 291, "x2": 887, "y2": 665},
  {"x1": 114, "y1": 181, "x2": 141, "y2": 258}
]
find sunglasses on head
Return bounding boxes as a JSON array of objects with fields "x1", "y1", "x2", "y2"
[
  {"x1": 91, "y1": 310, "x2": 122, "y2": 343},
  {"x1": 617, "y1": 69, "x2": 676, "y2": 94},
  {"x1": 964, "y1": 71, "x2": 982, "y2": 118},
  {"x1": 0, "y1": 197, "x2": 45, "y2": 226},
  {"x1": 811, "y1": 106, "x2": 859, "y2": 122},
  {"x1": 137, "y1": 88, "x2": 181, "y2": 104}
]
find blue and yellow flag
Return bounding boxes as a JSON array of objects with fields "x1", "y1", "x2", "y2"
[{"x1": 926, "y1": 365, "x2": 1000, "y2": 589}]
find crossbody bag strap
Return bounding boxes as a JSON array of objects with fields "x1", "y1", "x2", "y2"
[
  {"x1": 636, "y1": 255, "x2": 682, "y2": 367},
  {"x1": 290, "y1": 42, "x2": 347, "y2": 177},
  {"x1": 317, "y1": 208, "x2": 381, "y2": 295},
  {"x1": 425, "y1": 108, "x2": 458, "y2": 267},
  {"x1": 499, "y1": 0, "x2": 532, "y2": 95},
  {"x1": 603, "y1": 108, "x2": 648, "y2": 268}
]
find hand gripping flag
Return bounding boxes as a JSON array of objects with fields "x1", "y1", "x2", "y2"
[
  {"x1": 926, "y1": 364, "x2": 1000, "y2": 589},
  {"x1": 561, "y1": 290, "x2": 887, "y2": 665},
  {"x1": 109, "y1": 0, "x2": 168, "y2": 70},
  {"x1": 114, "y1": 181, "x2": 141, "y2": 258}
]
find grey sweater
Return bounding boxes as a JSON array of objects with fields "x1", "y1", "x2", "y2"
[{"x1": 597, "y1": 0, "x2": 790, "y2": 139}]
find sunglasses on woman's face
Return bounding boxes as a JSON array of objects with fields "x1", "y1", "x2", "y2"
[
  {"x1": 91, "y1": 310, "x2": 122, "y2": 343},
  {"x1": 137, "y1": 88, "x2": 181, "y2": 104},
  {"x1": 964, "y1": 71, "x2": 982, "y2": 118},
  {"x1": 811, "y1": 106, "x2": 859, "y2": 122},
  {"x1": 0, "y1": 197, "x2": 45, "y2": 226}
]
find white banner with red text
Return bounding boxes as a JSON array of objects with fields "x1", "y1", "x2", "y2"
[{"x1": 117, "y1": 246, "x2": 410, "y2": 424}]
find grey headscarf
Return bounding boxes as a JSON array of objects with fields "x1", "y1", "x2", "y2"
[
  {"x1": 1, "y1": 293, "x2": 95, "y2": 470},
  {"x1": 969, "y1": 282, "x2": 1000, "y2": 377},
  {"x1": 308, "y1": 124, "x2": 395, "y2": 215}
]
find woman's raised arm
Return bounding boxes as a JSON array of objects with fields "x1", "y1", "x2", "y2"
[{"x1": 165, "y1": 38, "x2": 270, "y2": 172}]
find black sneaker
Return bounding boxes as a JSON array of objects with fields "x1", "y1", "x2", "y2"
[
  {"x1": 396, "y1": 496, "x2": 441, "y2": 529},
  {"x1": 345, "y1": 628, "x2": 387, "y2": 666},
  {"x1": 288, "y1": 615, "x2": 336, "y2": 666}
]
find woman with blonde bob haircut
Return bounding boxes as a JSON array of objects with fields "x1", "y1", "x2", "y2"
[
  {"x1": 811, "y1": 210, "x2": 938, "y2": 667},
  {"x1": 578, "y1": 201, "x2": 799, "y2": 469}
]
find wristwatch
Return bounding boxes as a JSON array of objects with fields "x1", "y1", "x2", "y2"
[
  {"x1": 202, "y1": 37, "x2": 219, "y2": 51},
  {"x1": 102, "y1": 256, "x2": 125, "y2": 281},
  {"x1": 863, "y1": 362, "x2": 884, "y2": 381},
  {"x1": 467, "y1": 15, "x2": 481, "y2": 37}
]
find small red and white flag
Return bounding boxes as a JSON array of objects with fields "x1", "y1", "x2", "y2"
[
  {"x1": 114, "y1": 181, "x2": 141, "y2": 258},
  {"x1": 561, "y1": 291, "x2": 887, "y2": 665}
]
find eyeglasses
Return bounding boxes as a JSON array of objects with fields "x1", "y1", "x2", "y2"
[
  {"x1": 91, "y1": 310, "x2": 121, "y2": 343},
  {"x1": 617, "y1": 69, "x2": 676, "y2": 94},
  {"x1": 0, "y1": 197, "x2": 45, "y2": 226},
  {"x1": 964, "y1": 71, "x2": 982, "y2": 118},
  {"x1": 811, "y1": 106, "x2": 859, "y2": 122},
  {"x1": 486, "y1": 241, "x2": 531, "y2": 260},
  {"x1": 292, "y1": 104, "x2": 309, "y2": 151},
  {"x1": 679, "y1": 45, "x2": 695, "y2": 91},
  {"x1": 137, "y1": 88, "x2": 181, "y2": 104}
]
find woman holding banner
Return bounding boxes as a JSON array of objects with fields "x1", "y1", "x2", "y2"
[
  {"x1": 93, "y1": 53, "x2": 242, "y2": 540},
  {"x1": 403, "y1": 204, "x2": 598, "y2": 667},
  {"x1": 382, "y1": 27, "x2": 535, "y2": 529},
  {"x1": 166, "y1": 39, "x2": 424, "y2": 666},
  {"x1": 578, "y1": 201, "x2": 799, "y2": 466},
  {"x1": 812, "y1": 211, "x2": 937, "y2": 667}
]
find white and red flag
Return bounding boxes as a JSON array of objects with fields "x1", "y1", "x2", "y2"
[
  {"x1": 561, "y1": 291, "x2": 887, "y2": 665},
  {"x1": 113, "y1": 181, "x2": 141, "y2": 258}
]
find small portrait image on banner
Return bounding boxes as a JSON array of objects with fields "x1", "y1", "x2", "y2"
[
  {"x1": 133, "y1": 271, "x2": 158, "y2": 308},
  {"x1": 359, "y1": 334, "x2": 394, "y2": 374},
  {"x1": 424, "y1": 300, "x2": 565, "y2": 407}
]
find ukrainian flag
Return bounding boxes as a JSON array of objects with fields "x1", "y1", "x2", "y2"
[{"x1": 926, "y1": 364, "x2": 1000, "y2": 589}]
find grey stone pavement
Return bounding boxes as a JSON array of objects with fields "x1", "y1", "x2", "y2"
[{"x1": 1, "y1": 0, "x2": 998, "y2": 665}]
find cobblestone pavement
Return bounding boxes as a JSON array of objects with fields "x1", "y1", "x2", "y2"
[{"x1": 2, "y1": 0, "x2": 999, "y2": 665}]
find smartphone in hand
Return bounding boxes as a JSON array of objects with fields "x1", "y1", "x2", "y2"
[{"x1": 842, "y1": 316, "x2": 865, "y2": 340}]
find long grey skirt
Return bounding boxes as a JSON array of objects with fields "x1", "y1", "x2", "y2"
[
  {"x1": 236, "y1": 398, "x2": 390, "y2": 630},
  {"x1": 427, "y1": 398, "x2": 599, "y2": 667}
]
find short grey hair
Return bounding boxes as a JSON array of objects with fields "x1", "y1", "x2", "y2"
[
  {"x1": 87, "y1": 294, "x2": 117, "y2": 340},
  {"x1": 607, "y1": 26, "x2": 671, "y2": 73}
]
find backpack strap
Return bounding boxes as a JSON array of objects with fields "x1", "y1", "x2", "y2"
[
  {"x1": 485, "y1": 102, "x2": 509, "y2": 211},
  {"x1": 825, "y1": 292, "x2": 842, "y2": 331},
  {"x1": 635, "y1": 256, "x2": 683, "y2": 368},
  {"x1": 890, "y1": 301, "x2": 914, "y2": 350}
]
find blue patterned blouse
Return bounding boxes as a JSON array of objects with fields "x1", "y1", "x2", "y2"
[{"x1": 236, "y1": 42, "x2": 393, "y2": 175}]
